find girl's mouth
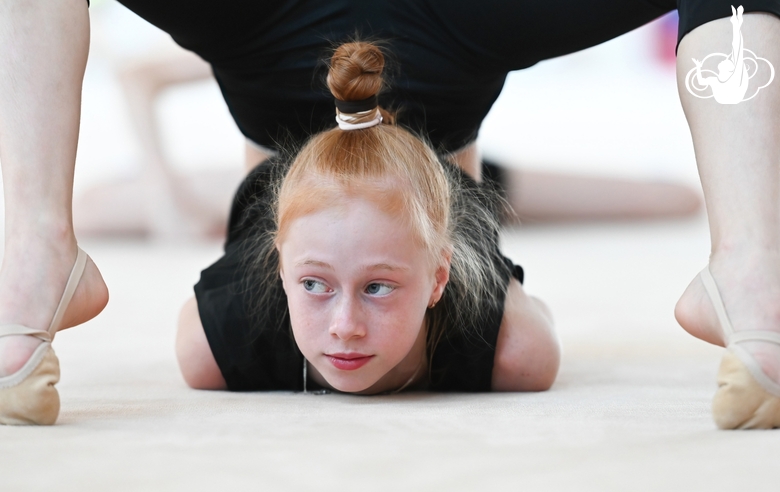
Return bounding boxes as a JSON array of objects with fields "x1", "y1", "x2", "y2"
[{"x1": 326, "y1": 353, "x2": 374, "y2": 370}]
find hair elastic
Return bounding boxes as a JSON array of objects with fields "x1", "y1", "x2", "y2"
[
  {"x1": 334, "y1": 95, "x2": 382, "y2": 131},
  {"x1": 334, "y1": 95, "x2": 378, "y2": 113},
  {"x1": 335, "y1": 110, "x2": 383, "y2": 131}
]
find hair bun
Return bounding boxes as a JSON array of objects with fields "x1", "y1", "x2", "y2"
[{"x1": 327, "y1": 42, "x2": 385, "y2": 102}]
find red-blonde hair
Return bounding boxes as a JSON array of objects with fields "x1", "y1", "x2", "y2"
[
  {"x1": 244, "y1": 41, "x2": 511, "y2": 359},
  {"x1": 275, "y1": 42, "x2": 451, "y2": 271}
]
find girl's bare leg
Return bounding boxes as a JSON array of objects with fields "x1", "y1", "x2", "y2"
[
  {"x1": 117, "y1": 52, "x2": 218, "y2": 238},
  {"x1": 674, "y1": 13, "x2": 780, "y2": 382},
  {"x1": 74, "y1": 52, "x2": 232, "y2": 239},
  {"x1": 502, "y1": 169, "x2": 702, "y2": 223},
  {"x1": 448, "y1": 144, "x2": 702, "y2": 223},
  {"x1": 0, "y1": 0, "x2": 107, "y2": 377}
]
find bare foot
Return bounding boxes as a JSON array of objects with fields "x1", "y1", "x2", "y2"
[
  {"x1": 674, "y1": 273, "x2": 725, "y2": 347},
  {"x1": 675, "y1": 254, "x2": 780, "y2": 385},
  {"x1": 0, "y1": 238, "x2": 108, "y2": 377}
]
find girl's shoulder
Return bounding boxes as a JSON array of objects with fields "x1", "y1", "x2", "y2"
[{"x1": 226, "y1": 157, "x2": 292, "y2": 245}]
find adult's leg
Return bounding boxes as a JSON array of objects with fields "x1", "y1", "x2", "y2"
[
  {"x1": 0, "y1": 0, "x2": 107, "y2": 377},
  {"x1": 673, "y1": 12, "x2": 780, "y2": 425}
]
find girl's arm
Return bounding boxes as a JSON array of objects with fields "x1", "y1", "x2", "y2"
[
  {"x1": 176, "y1": 297, "x2": 228, "y2": 390},
  {"x1": 491, "y1": 278, "x2": 560, "y2": 391}
]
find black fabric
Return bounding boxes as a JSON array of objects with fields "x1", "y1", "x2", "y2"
[
  {"x1": 102, "y1": 1, "x2": 586, "y2": 151},
  {"x1": 113, "y1": 0, "x2": 780, "y2": 153},
  {"x1": 111, "y1": 1, "x2": 780, "y2": 153},
  {"x1": 481, "y1": 159, "x2": 508, "y2": 201},
  {"x1": 193, "y1": 161, "x2": 302, "y2": 391},
  {"x1": 334, "y1": 96, "x2": 378, "y2": 114},
  {"x1": 676, "y1": 0, "x2": 780, "y2": 53},
  {"x1": 194, "y1": 157, "x2": 522, "y2": 392}
]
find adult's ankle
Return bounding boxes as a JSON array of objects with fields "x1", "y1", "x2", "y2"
[
  {"x1": 709, "y1": 246, "x2": 780, "y2": 275},
  {"x1": 3, "y1": 219, "x2": 76, "y2": 256},
  {"x1": 710, "y1": 235, "x2": 780, "y2": 260}
]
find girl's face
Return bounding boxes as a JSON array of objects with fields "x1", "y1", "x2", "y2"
[{"x1": 278, "y1": 196, "x2": 449, "y2": 394}]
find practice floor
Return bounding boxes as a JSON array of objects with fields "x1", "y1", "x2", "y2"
[{"x1": 2, "y1": 215, "x2": 778, "y2": 491}]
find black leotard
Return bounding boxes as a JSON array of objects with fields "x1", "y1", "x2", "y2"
[{"x1": 114, "y1": 0, "x2": 780, "y2": 154}]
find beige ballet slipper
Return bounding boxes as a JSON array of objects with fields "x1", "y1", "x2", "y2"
[
  {"x1": 0, "y1": 345, "x2": 60, "y2": 425},
  {"x1": 713, "y1": 350, "x2": 780, "y2": 429},
  {"x1": 0, "y1": 247, "x2": 87, "y2": 426},
  {"x1": 700, "y1": 267, "x2": 780, "y2": 429}
]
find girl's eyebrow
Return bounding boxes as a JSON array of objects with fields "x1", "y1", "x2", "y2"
[
  {"x1": 362, "y1": 263, "x2": 410, "y2": 273},
  {"x1": 295, "y1": 259, "x2": 409, "y2": 272},
  {"x1": 295, "y1": 259, "x2": 332, "y2": 269}
]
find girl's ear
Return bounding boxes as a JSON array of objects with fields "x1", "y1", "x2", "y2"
[
  {"x1": 429, "y1": 249, "x2": 452, "y2": 306},
  {"x1": 276, "y1": 245, "x2": 287, "y2": 291}
]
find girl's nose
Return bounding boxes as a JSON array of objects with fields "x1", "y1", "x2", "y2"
[{"x1": 328, "y1": 296, "x2": 367, "y2": 340}]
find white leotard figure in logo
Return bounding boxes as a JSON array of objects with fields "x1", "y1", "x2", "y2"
[
  {"x1": 685, "y1": 5, "x2": 775, "y2": 104},
  {"x1": 692, "y1": 5, "x2": 748, "y2": 103}
]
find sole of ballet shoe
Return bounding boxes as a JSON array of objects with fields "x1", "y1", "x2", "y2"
[
  {"x1": 713, "y1": 350, "x2": 780, "y2": 429},
  {"x1": 0, "y1": 345, "x2": 60, "y2": 425},
  {"x1": 0, "y1": 247, "x2": 87, "y2": 426},
  {"x1": 700, "y1": 267, "x2": 780, "y2": 430}
]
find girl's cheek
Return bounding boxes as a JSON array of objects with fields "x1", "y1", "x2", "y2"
[{"x1": 296, "y1": 303, "x2": 330, "y2": 334}]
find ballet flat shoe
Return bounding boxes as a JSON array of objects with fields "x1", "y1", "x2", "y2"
[
  {"x1": 0, "y1": 247, "x2": 87, "y2": 426},
  {"x1": 700, "y1": 266, "x2": 780, "y2": 429},
  {"x1": 713, "y1": 350, "x2": 780, "y2": 429},
  {"x1": 0, "y1": 345, "x2": 60, "y2": 425}
]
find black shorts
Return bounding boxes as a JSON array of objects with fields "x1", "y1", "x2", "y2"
[
  {"x1": 677, "y1": 1, "x2": 780, "y2": 53},
  {"x1": 112, "y1": 0, "x2": 780, "y2": 153}
]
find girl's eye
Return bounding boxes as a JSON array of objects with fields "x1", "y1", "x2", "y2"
[
  {"x1": 366, "y1": 283, "x2": 394, "y2": 296},
  {"x1": 302, "y1": 279, "x2": 328, "y2": 293}
]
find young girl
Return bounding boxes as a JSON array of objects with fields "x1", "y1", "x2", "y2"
[{"x1": 175, "y1": 42, "x2": 560, "y2": 394}]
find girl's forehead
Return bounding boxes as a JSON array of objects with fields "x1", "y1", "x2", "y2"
[
  {"x1": 287, "y1": 195, "x2": 410, "y2": 236},
  {"x1": 299, "y1": 173, "x2": 408, "y2": 202},
  {"x1": 279, "y1": 198, "x2": 429, "y2": 266},
  {"x1": 276, "y1": 170, "x2": 442, "y2": 268},
  {"x1": 280, "y1": 177, "x2": 418, "y2": 235}
]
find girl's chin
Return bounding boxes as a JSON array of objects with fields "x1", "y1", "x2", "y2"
[{"x1": 320, "y1": 369, "x2": 382, "y2": 394}]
